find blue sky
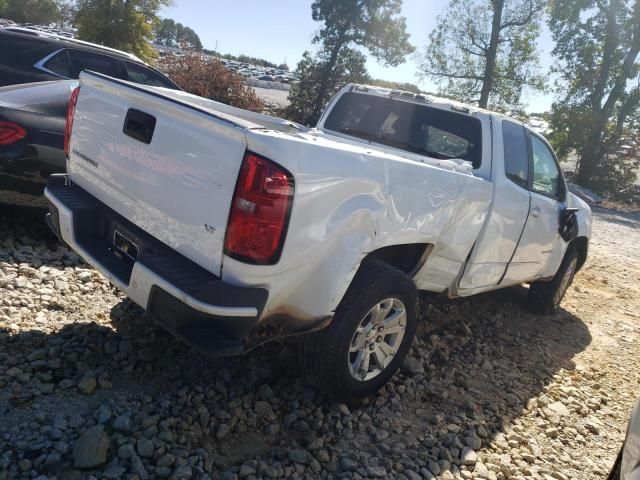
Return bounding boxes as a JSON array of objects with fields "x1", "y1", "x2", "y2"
[{"x1": 161, "y1": 0, "x2": 556, "y2": 112}]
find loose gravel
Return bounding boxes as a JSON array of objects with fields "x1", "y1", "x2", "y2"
[{"x1": 1, "y1": 206, "x2": 639, "y2": 480}]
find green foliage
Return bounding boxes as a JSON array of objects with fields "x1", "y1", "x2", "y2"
[
  {"x1": 55, "y1": 0, "x2": 76, "y2": 28},
  {"x1": 154, "y1": 18, "x2": 202, "y2": 50},
  {"x1": 0, "y1": 0, "x2": 60, "y2": 24},
  {"x1": 159, "y1": 53, "x2": 264, "y2": 112},
  {"x1": 547, "y1": 0, "x2": 640, "y2": 190},
  {"x1": 311, "y1": 0, "x2": 414, "y2": 67},
  {"x1": 75, "y1": 0, "x2": 169, "y2": 63},
  {"x1": 301, "y1": 0, "x2": 414, "y2": 120},
  {"x1": 284, "y1": 48, "x2": 369, "y2": 125},
  {"x1": 417, "y1": 0, "x2": 546, "y2": 111},
  {"x1": 367, "y1": 78, "x2": 422, "y2": 93}
]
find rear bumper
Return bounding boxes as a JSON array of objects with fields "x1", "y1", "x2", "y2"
[{"x1": 44, "y1": 174, "x2": 269, "y2": 357}]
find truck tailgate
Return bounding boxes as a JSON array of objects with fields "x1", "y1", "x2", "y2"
[{"x1": 67, "y1": 72, "x2": 252, "y2": 276}]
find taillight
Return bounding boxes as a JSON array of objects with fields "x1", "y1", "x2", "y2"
[
  {"x1": 224, "y1": 152, "x2": 294, "y2": 264},
  {"x1": 0, "y1": 121, "x2": 26, "y2": 145},
  {"x1": 64, "y1": 86, "x2": 80, "y2": 157}
]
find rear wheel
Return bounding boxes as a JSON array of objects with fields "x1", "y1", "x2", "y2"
[
  {"x1": 528, "y1": 247, "x2": 578, "y2": 314},
  {"x1": 302, "y1": 260, "x2": 418, "y2": 402}
]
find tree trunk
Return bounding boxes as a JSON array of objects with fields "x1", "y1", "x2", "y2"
[
  {"x1": 310, "y1": 33, "x2": 346, "y2": 123},
  {"x1": 478, "y1": 0, "x2": 504, "y2": 108},
  {"x1": 576, "y1": 113, "x2": 609, "y2": 185}
]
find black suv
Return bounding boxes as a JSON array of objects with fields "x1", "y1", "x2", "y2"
[{"x1": 0, "y1": 28, "x2": 180, "y2": 89}]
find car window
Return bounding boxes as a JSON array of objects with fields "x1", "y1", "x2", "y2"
[
  {"x1": 531, "y1": 135, "x2": 563, "y2": 199},
  {"x1": 125, "y1": 62, "x2": 174, "y2": 88},
  {"x1": 0, "y1": 34, "x2": 53, "y2": 65},
  {"x1": 425, "y1": 126, "x2": 471, "y2": 159},
  {"x1": 42, "y1": 50, "x2": 70, "y2": 77},
  {"x1": 68, "y1": 49, "x2": 124, "y2": 78},
  {"x1": 502, "y1": 120, "x2": 529, "y2": 188},
  {"x1": 324, "y1": 92, "x2": 483, "y2": 168}
]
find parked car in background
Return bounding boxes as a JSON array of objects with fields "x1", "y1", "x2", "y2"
[
  {"x1": 0, "y1": 28, "x2": 180, "y2": 89},
  {"x1": 0, "y1": 81, "x2": 75, "y2": 211}
]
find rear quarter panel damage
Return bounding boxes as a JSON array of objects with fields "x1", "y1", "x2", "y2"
[{"x1": 221, "y1": 129, "x2": 494, "y2": 329}]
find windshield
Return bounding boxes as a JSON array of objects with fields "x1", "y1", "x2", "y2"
[{"x1": 323, "y1": 92, "x2": 483, "y2": 168}]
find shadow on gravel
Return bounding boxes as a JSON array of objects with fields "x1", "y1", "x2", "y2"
[
  {"x1": 1, "y1": 273, "x2": 592, "y2": 476},
  {"x1": 592, "y1": 205, "x2": 640, "y2": 229}
]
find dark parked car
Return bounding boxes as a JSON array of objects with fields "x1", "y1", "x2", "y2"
[
  {"x1": 0, "y1": 28, "x2": 180, "y2": 89},
  {"x1": 0, "y1": 80, "x2": 75, "y2": 212}
]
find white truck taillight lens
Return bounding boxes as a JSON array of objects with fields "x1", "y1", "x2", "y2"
[
  {"x1": 224, "y1": 151, "x2": 294, "y2": 264},
  {"x1": 63, "y1": 86, "x2": 80, "y2": 158}
]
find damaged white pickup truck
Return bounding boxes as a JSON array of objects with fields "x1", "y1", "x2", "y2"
[{"x1": 45, "y1": 72, "x2": 591, "y2": 400}]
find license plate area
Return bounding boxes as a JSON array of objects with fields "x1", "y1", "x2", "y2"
[{"x1": 113, "y1": 230, "x2": 139, "y2": 262}]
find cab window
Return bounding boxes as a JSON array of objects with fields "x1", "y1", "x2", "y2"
[
  {"x1": 502, "y1": 120, "x2": 529, "y2": 188},
  {"x1": 530, "y1": 135, "x2": 564, "y2": 200}
]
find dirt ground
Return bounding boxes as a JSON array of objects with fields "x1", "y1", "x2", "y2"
[{"x1": 0, "y1": 205, "x2": 639, "y2": 480}]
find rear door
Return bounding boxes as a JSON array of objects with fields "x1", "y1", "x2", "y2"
[
  {"x1": 458, "y1": 119, "x2": 531, "y2": 290},
  {"x1": 502, "y1": 131, "x2": 567, "y2": 283}
]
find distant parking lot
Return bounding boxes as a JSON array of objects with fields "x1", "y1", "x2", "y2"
[{"x1": 252, "y1": 87, "x2": 290, "y2": 109}]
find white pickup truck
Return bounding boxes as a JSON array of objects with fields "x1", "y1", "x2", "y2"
[{"x1": 45, "y1": 72, "x2": 591, "y2": 401}]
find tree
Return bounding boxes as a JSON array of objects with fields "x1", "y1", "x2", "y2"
[
  {"x1": 284, "y1": 48, "x2": 369, "y2": 125},
  {"x1": 74, "y1": 0, "x2": 169, "y2": 62},
  {"x1": 55, "y1": 0, "x2": 76, "y2": 29},
  {"x1": 368, "y1": 78, "x2": 422, "y2": 93},
  {"x1": 548, "y1": 0, "x2": 640, "y2": 191},
  {"x1": 159, "y1": 53, "x2": 264, "y2": 112},
  {"x1": 417, "y1": 0, "x2": 546, "y2": 110},
  {"x1": 154, "y1": 18, "x2": 203, "y2": 50},
  {"x1": 302, "y1": 0, "x2": 414, "y2": 122},
  {"x1": 0, "y1": 0, "x2": 60, "y2": 24}
]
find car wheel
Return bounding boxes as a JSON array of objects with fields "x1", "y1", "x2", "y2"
[
  {"x1": 302, "y1": 259, "x2": 418, "y2": 402},
  {"x1": 528, "y1": 247, "x2": 579, "y2": 315}
]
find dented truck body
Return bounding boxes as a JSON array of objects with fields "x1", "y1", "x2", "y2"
[{"x1": 44, "y1": 72, "x2": 591, "y2": 393}]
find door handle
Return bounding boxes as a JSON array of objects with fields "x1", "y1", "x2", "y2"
[{"x1": 530, "y1": 206, "x2": 541, "y2": 218}]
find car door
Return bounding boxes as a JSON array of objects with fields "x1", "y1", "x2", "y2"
[
  {"x1": 458, "y1": 118, "x2": 531, "y2": 291},
  {"x1": 502, "y1": 131, "x2": 568, "y2": 283}
]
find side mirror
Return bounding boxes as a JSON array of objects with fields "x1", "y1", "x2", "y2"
[{"x1": 559, "y1": 208, "x2": 579, "y2": 242}]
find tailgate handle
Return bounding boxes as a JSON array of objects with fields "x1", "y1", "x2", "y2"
[{"x1": 123, "y1": 108, "x2": 156, "y2": 144}]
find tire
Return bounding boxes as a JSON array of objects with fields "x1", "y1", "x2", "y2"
[
  {"x1": 528, "y1": 247, "x2": 579, "y2": 314},
  {"x1": 301, "y1": 259, "x2": 419, "y2": 402}
]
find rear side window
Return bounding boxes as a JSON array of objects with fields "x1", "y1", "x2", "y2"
[
  {"x1": 0, "y1": 34, "x2": 54, "y2": 65},
  {"x1": 42, "y1": 50, "x2": 70, "y2": 77},
  {"x1": 68, "y1": 50, "x2": 124, "y2": 78},
  {"x1": 502, "y1": 120, "x2": 529, "y2": 188},
  {"x1": 324, "y1": 92, "x2": 483, "y2": 168},
  {"x1": 125, "y1": 62, "x2": 175, "y2": 88}
]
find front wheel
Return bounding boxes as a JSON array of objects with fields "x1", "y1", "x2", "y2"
[
  {"x1": 528, "y1": 247, "x2": 579, "y2": 314},
  {"x1": 301, "y1": 260, "x2": 419, "y2": 402}
]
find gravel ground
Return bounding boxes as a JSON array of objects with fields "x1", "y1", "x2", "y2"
[{"x1": 1, "y1": 206, "x2": 639, "y2": 480}]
